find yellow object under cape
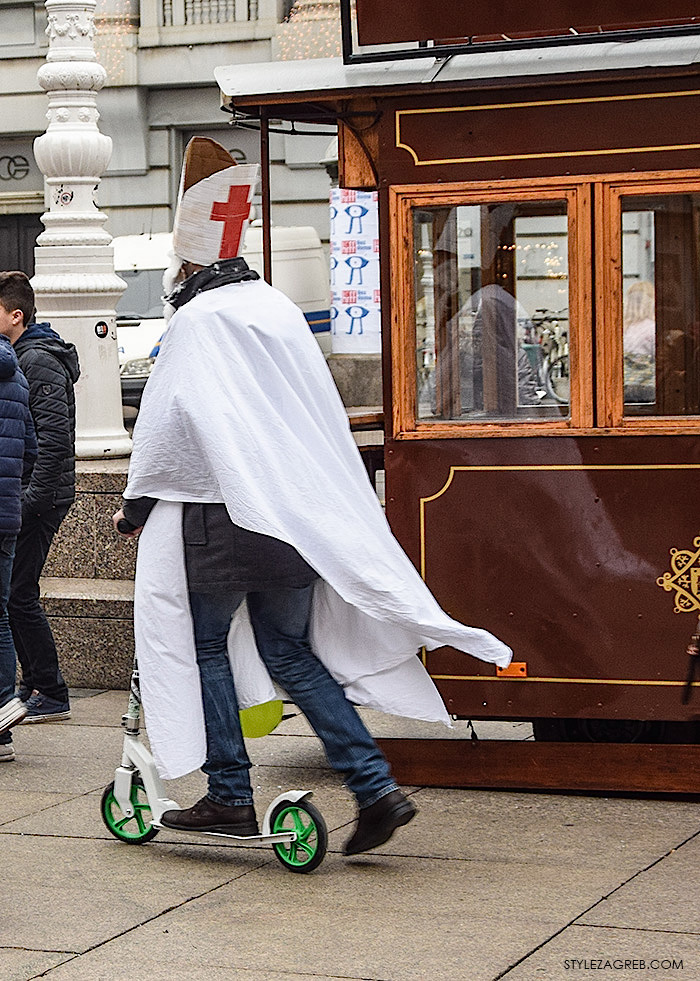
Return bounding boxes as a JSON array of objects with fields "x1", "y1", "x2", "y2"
[{"x1": 239, "y1": 699, "x2": 284, "y2": 738}]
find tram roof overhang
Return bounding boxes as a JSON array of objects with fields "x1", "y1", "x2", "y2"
[
  {"x1": 215, "y1": 33, "x2": 700, "y2": 282},
  {"x1": 215, "y1": 34, "x2": 700, "y2": 123}
]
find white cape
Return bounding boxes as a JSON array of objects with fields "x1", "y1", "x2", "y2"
[{"x1": 126, "y1": 279, "x2": 512, "y2": 779}]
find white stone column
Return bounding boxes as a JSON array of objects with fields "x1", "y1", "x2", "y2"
[{"x1": 32, "y1": 0, "x2": 131, "y2": 458}]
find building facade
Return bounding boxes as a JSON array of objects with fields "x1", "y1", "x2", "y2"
[{"x1": 0, "y1": 0, "x2": 335, "y2": 274}]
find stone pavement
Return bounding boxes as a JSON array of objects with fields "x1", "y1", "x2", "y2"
[{"x1": 1, "y1": 689, "x2": 698, "y2": 981}]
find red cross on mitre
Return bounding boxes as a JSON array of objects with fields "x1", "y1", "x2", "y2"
[{"x1": 210, "y1": 184, "x2": 252, "y2": 258}]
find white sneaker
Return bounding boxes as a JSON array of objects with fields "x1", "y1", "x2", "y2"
[
  {"x1": 0, "y1": 742, "x2": 15, "y2": 762},
  {"x1": 0, "y1": 696, "x2": 28, "y2": 735}
]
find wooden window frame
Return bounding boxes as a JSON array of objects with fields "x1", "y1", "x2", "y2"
[
  {"x1": 597, "y1": 170, "x2": 700, "y2": 433},
  {"x1": 391, "y1": 170, "x2": 700, "y2": 439},
  {"x1": 389, "y1": 177, "x2": 593, "y2": 439}
]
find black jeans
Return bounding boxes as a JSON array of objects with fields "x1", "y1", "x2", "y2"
[{"x1": 9, "y1": 507, "x2": 70, "y2": 702}]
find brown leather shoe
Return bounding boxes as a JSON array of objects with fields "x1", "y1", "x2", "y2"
[
  {"x1": 343, "y1": 789, "x2": 417, "y2": 856},
  {"x1": 161, "y1": 796, "x2": 259, "y2": 836}
]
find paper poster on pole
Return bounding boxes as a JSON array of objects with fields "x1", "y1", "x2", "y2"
[{"x1": 329, "y1": 188, "x2": 381, "y2": 354}]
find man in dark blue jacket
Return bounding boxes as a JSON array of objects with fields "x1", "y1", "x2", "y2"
[
  {"x1": 0, "y1": 272, "x2": 80, "y2": 724},
  {"x1": 0, "y1": 272, "x2": 38, "y2": 760}
]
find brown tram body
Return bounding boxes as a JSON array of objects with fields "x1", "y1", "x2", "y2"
[{"x1": 218, "y1": 33, "x2": 700, "y2": 792}]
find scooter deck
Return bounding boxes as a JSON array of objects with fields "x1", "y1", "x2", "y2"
[{"x1": 151, "y1": 821, "x2": 296, "y2": 846}]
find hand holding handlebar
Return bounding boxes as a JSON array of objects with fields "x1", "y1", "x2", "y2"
[{"x1": 113, "y1": 508, "x2": 143, "y2": 539}]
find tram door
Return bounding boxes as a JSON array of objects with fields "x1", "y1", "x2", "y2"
[{"x1": 387, "y1": 175, "x2": 700, "y2": 744}]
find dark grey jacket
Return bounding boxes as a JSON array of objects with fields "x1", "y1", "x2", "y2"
[
  {"x1": 122, "y1": 498, "x2": 317, "y2": 593},
  {"x1": 16, "y1": 323, "x2": 80, "y2": 517}
]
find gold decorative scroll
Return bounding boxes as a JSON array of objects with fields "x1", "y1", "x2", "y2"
[{"x1": 656, "y1": 537, "x2": 700, "y2": 613}]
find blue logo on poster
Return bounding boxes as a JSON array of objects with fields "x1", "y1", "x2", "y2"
[
  {"x1": 345, "y1": 204, "x2": 369, "y2": 234},
  {"x1": 345, "y1": 304, "x2": 369, "y2": 335},
  {"x1": 345, "y1": 254, "x2": 369, "y2": 285}
]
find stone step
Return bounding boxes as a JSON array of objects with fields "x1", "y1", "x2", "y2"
[
  {"x1": 41, "y1": 576, "x2": 134, "y2": 690},
  {"x1": 41, "y1": 575, "x2": 134, "y2": 611}
]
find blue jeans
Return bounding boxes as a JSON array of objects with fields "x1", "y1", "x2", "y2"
[
  {"x1": 188, "y1": 584, "x2": 397, "y2": 808},
  {"x1": 0, "y1": 534, "x2": 18, "y2": 746}
]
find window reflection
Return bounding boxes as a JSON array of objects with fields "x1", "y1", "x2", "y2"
[
  {"x1": 621, "y1": 195, "x2": 700, "y2": 417},
  {"x1": 623, "y1": 279, "x2": 656, "y2": 405},
  {"x1": 414, "y1": 202, "x2": 570, "y2": 423}
]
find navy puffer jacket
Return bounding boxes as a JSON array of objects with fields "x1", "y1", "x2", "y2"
[
  {"x1": 16, "y1": 323, "x2": 80, "y2": 517},
  {"x1": 0, "y1": 335, "x2": 37, "y2": 535}
]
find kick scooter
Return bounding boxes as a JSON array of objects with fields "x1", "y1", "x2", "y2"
[{"x1": 100, "y1": 658, "x2": 328, "y2": 873}]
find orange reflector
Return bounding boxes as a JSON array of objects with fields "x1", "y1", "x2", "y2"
[{"x1": 496, "y1": 662, "x2": 528, "y2": 678}]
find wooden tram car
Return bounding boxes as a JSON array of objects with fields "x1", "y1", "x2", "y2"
[{"x1": 216, "y1": 3, "x2": 700, "y2": 793}]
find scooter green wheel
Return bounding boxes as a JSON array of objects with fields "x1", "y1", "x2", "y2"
[
  {"x1": 101, "y1": 776, "x2": 159, "y2": 844},
  {"x1": 270, "y1": 799, "x2": 327, "y2": 873}
]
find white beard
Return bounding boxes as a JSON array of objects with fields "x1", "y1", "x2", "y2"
[{"x1": 162, "y1": 253, "x2": 184, "y2": 324}]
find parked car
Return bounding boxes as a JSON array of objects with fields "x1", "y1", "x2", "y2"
[{"x1": 114, "y1": 224, "x2": 330, "y2": 408}]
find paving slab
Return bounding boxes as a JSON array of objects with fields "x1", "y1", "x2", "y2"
[
  {"x1": 1, "y1": 788, "x2": 111, "y2": 839},
  {"x1": 0, "y1": 950, "x2": 73, "y2": 981},
  {"x1": 2, "y1": 690, "x2": 698, "y2": 981},
  {"x1": 64, "y1": 689, "x2": 124, "y2": 726},
  {"x1": 0, "y1": 747, "x2": 118, "y2": 796},
  {"x1": 2, "y1": 765, "x2": 356, "y2": 845},
  {"x1": 501, "y1": 923, "x2": 697, "y2": 980},
  {"x1": 578, "y1": 832, "x2": 700, "y2": 933},
  {"x1": 342, "y1": 786, "x2": 700, "y2": 869},
  {"x1": 12, "y1": 720, "x2": 124, "y2": 760},
  {"x1": 0, "y1": 790, "x2": 76, "y2": 825},
  {"x1": 45, "y1": 961, "x2": 360, "y2": 981},
  {"x1": 0, "y1": 835, "x2": 271, "y2": 953},
  {"x1": 47, "y1": 853, "x2": 623, "y2": 981},
  {"x1": 245, "y1": 732, "x2": 330, "y2": 770}
]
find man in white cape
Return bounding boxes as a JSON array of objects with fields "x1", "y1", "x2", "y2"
[{"x1": 114, "y1": 138, "x2": 512, "y2": 857}]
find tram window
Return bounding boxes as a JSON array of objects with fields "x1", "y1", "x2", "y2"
[
  {"x1": 621, "y1": 194, "x2": 700, "y2": 417},
  {"x1": 413, "y1": 202, "x2": 571, "y2": 423}
]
